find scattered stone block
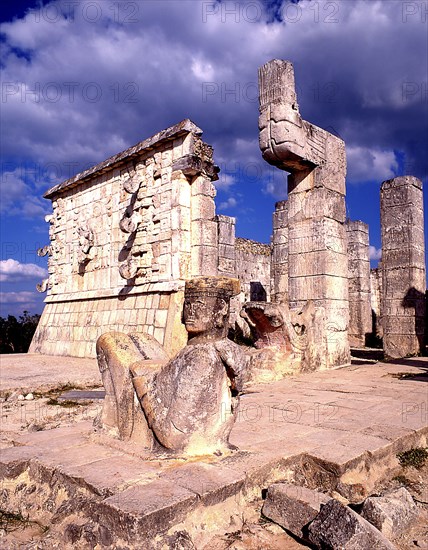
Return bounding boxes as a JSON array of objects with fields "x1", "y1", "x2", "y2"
[
  {"x1": 360, "y1": 487, "x2": 417, "y2": 540},
  {"x1": 308, "y1": 498, "x2": 397, "y2": 549},
  {"x1": 262, "y1": 482, "x2": 331, "y2": 540}
]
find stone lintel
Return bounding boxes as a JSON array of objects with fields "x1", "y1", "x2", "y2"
[{"x1": 44, "y1": 280, "x2": 185, "y2": 303}]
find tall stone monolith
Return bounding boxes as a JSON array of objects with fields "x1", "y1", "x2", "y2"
[
  {"x1": 380, "y1": 176, "x2": 426, "y2": 358},
  {"x1": 346, "y1": 220, "x2": 372, "y2": 347},
  {"x1": 259, "y1": 59, "x2": 350, "y2": 368}
]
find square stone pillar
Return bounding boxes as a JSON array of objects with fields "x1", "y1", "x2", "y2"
[
  {"x1": 370, "y1": 266, "x2": 383, "y2": 340},
  {"x1": 216, "y1": 215, "x2": 236, "y2": 277},
  {"x1": 346, "y1": 220, "x2": 372, "y2": 347},
  {"x1": 271, "y1": 200, "x2": 288, "y2": 304},
  {"x1": 380, "y1": 176, "x2": 426, "y2": 358},
  {"x1": 259, "y1": 59, "x2": 350, "y2": 368}
]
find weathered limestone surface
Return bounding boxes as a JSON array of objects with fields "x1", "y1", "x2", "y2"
[
  {"x1": 235, "y1": 238, "x2": 271, "y2": 303},
  {"x1": 360, "y1": 487, "x2": 417, "y2": 540},
  {"x1": 96, "y1": 331, "x2": 169, "y2": 445},
  {"x1": 262, "y1": 483, "x2": 330, "y2": 539},
  {"x1": 308, "y1": 499, "x2": 396, "y2": 549},
  {"x1": 217, "y1": 215, "x2": 236, "y2": 278},
  {"x1": 30, "y1": 120, "x2": 220, "y2": 358},
  {"x1": 271, "y1": 200, "x2": 288, "y2": 303},
  {"x1": 380, "y1": 176, "x2": 426, "y2": 358},
  {"x1": 259, "y1": 59, "x2": 350, "y2": 369},
  {"x1": 346, "y1": 220, "x2": 372, "y2": 347},
  {"x1": 371, "y1": 266, "x2": 383, "y2": 339},
  {"x1": 96, "y1": 277, "x2": 246, "y2": 456}
]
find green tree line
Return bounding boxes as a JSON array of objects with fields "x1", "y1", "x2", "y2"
[{"x1": 0, "y1": 311, "x2": 41, "y2": 353}]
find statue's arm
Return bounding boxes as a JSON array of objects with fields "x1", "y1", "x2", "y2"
[{"x1": 214, "y1": 340, "x2": 248, "y2": 392}]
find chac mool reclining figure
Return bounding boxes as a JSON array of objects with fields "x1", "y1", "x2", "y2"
[{"x1": 95, "y1": 276, "x2": 246, "y2": 456}]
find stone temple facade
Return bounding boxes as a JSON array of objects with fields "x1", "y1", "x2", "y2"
[
  {"x1": 31, "y1": 60, "x2": 426, "y2": 366},
  {"x1": 30, "y1": 120, "x2": 271, "y2": 358}
]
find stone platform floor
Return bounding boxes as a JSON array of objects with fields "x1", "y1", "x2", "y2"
[
  {"x1": 0, "y1": 353, "x2": 100, "y2": 396},
  {"x1": 0, "y1": 354, "x2": 427, "y2": 548}
]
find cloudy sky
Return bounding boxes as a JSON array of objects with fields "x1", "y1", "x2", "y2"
[{"x1": 1, "y1": 0, "x2": 427, "y2": 316}]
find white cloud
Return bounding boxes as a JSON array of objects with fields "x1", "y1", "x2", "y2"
[
  {"x1": 369, "y1": 246, "x2": 382, "y2": 261},
  {"x1": 219, "y1": 197, "x2": 237, "y2": 210},
  {"x1": 0, "y1": 259, "x2": 48, "y2": 282},
  {"x1": 191, "y1": 59, "x2": 215, "y2": 81},
  {"x1": 0, "y1": 169, "x2": 51, "y2": 218},
  {"x1": 0, "y1": 291, "x2": 39, "y2": 303},
  {"x1": 346, "y1": 146, "x2": 399, "y2": 184},
  {"x1": 0, "y1": 0, "x2": 426, "y2": 229},
  {"x1": 264, "y1": 171, "x2": 288, "y2": 200},
  {"x1": 215, "y1": 173, "x2": 235, "y2": 191},
  {"x1": 0, "y1": 290, "x2": 43, "y2": 317},
  {"x1": 1, "y1": 2, "x2": 425, "y2": 173}
]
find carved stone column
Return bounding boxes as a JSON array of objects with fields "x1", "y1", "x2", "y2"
[
  {"x1": 380, "y1": 176, "x2": 426, "y2": 358},
  {"x1": 271, "y1": 200, "x2": 288, "y2": 304},
  {"x1": 346, "y1": 220, "x2": 371, "y2": 347},
  {"x1": 259, "y1": 59, "x2": 350, "y2": 368}
]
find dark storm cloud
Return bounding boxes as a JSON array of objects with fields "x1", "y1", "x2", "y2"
[{"x1": 1, "y1": 0, "x2": 427, "y2": 204}]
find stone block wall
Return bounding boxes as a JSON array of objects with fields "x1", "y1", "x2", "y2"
[
  {"x1": 217, "y1": 215, "x2": 236, "y2": 277},
  {"x1": 258, "y1": 59, "x2": 350, "y2": 369},
  {"x1": 216, "y1": 215, "x2": 272, "y2": 302},
  {"x1": 31, "y1": 290, "x2": 183, "y2": 358}
]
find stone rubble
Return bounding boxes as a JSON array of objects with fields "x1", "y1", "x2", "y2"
[
  {"x1": 360, "y1": 487, "x2": 418, "y2": 539},
  {"x1": 307, "y1": 498, "x2": 397, "y2": 549}
]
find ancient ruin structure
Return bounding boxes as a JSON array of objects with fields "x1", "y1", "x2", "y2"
[
  {"x1": 258, "y1": 60, "x2": 350, "y2": 368},
  {"x1": 380, "y1": 176, "x2": 426, "y2": 358},
  {"x1": 30, "y1": 120, "x2": 272, "y2": 358},
  {"x1": 30, "y1": 61, "x2": 426, "y2": 369},
  {"x1": 346, "y1": 220, "x2": 372, "y2": 347},
  {"x1": 96, "y1": 276, "x2": 245, "y2": 455}
]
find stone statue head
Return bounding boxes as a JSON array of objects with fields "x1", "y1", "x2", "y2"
[{"x1": 183, "y1": 276, "x2": 240, "y2": 342}]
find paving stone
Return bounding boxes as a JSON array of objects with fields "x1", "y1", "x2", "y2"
[
  {"x1": 262, "y1": 482, "x2": 331, "y2": 539},
  {"x1": 0, "y1": 355, "x2": 427, "y2": 547},
  {"x1": 35, "y1": 441, "x2": 124, "y2": 470},
  {"x1": 14, "y1": 422, "x2": 93, "y2": 446},
  {"x1": 161, "y1": 462, "x2": 245, "y2": 506},
  {"x1": 0, "y1": 354, "x2": 100, "y2": 395},
  {"x1": 63, "y1": 454, "x2": 161, "y2": 497},
  {"x1": 0, "y1": 445, "x2": 39, "y2": 478},
  {"x1": 100, "y1": 479, "x2": 198, "y2": 540}
]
